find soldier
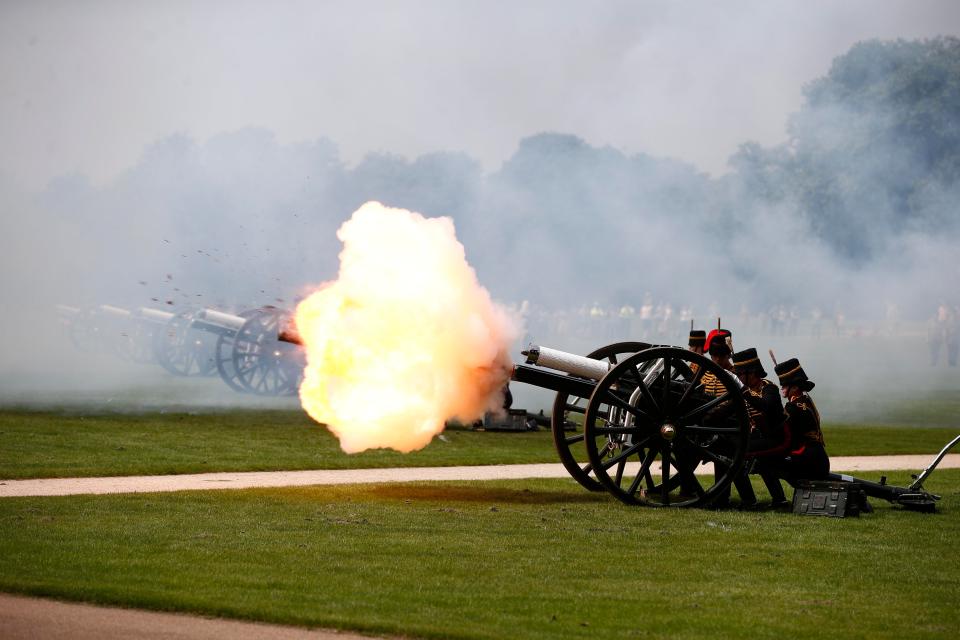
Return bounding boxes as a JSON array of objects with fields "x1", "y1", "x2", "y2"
[
  {"x1": 701, "y1": 330, "x2": 757, "y2": 508},
  {"x1": 688, "y1": 329, "x2": 706, "y2": 356},
  {"x1": 774, "y1": 358, "x2": 829, "y2": 482},
  {"x1": 701, "y1": 328, "x2": 733, "y2": 396},
  {"x1": 733, "y1": 348, "x2": 790, "y2": 508}
]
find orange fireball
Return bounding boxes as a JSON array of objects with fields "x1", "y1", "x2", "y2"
[{"x1": 295, "y1": 201, "x2": 519, "y2": 453}]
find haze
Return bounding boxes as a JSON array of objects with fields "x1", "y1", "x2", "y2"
[
  {"x1": 2, "y1": 0, "x2": 958, "y2": 187},
  {"x1": 1, "y1": 1, "x2": 959, "y2": 422}
]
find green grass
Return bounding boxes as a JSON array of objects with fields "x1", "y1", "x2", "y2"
[
  {"x1": 1, "y1": 408, "x2": 958, "y2": 479},
  {"x1": 821, "y1": 424, "x2": 960, "y2": 456},
  {"x1": 0, "y1": 410, "x2": 558, "y2": 479},
  {"x1": 1, "y1": 471, "x2": 958, "y2": 639}
]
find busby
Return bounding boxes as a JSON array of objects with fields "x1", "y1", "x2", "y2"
[
  {"x1": 688, "y1": 330, "x2": 706, "y2": 348},
  {"x1": 775, "y1": 358, "x2": 815, "y2": 391},
  {"x1": 705, "y1": 329, "x2": 732, "y2": 357},
  {"x1": 732, "y1": 348, "x2": 766, "y2": 377}
]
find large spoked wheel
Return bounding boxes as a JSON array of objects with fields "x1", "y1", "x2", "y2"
[
  {"x1": 583, "y1": 347, "x2": 750, "y2": 508},
  {"x1": 551, "y1": 341, "x2": 650, "y2": 492},
  {"x1": 214, "y1": 308, "x2": 262, "y2": 392},
  {"x1": 232, "y1": 308, "x2": 304, "y2": 396},
  {"x1": 154, "y1": 311, "x2": 218, "y2": 377}
]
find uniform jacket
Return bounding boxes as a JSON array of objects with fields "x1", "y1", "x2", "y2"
[
  {"x1": 785, "y1": 393, "x2": 825, "y2": 452},
  {"x1": 743, "y1": 378, "x2": 784, "y2": 438}
]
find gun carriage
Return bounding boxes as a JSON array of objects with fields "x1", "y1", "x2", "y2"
[
  {"x1": 194, "y1": 306, "x2": 304, "y2": 396},
  {"x1": 513, "y1": 341, "x2": 953, "y2": 511},
  {"x1": 57, "y1": 304, "x2": 172, "y2": 364},
  {"x1": 58, "y1": 304, "x2": 305, "y2": 396},
  {"x1": 122, "y1": 307, "x2": 178, "y2": 364},
  {"x1": 151, "y1": 306, "x2": 305, "y2": 394}
]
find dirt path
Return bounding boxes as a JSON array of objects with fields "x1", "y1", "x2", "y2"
[
  {"x1": 1, "y1": 455, "x2": 957, "y2": 497},
  {"x1": 0, "y1": 593, "x2": 381, "y2": 640}
]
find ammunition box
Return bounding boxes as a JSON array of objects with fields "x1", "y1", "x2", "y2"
[
  {"x1": 792, "y1": 480, "x2": 865, "y2": 518},
  {"x1": 482, "y1": 409, "x2": 533, "y2": 432}
]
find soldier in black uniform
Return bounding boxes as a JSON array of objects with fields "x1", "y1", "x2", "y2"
[
  {"x1": 701, "y1": 331, "x2": 757, "y2": 508},
  {"x1": 774, "y1": 358, "x2": 829, "y2": 482},
  {"x1": 734, "y1": 348, "x2": 790, "y2": 508}
]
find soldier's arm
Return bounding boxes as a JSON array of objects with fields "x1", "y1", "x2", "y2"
[
  {"x1": 760, "y1": 384, "x2": 784, "y2": 421},
  {"x1": 785, "y1": 401, "x2": 815, "y2": 439}
]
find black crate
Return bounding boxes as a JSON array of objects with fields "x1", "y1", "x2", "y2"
[
  {"x1": 482, "y1": 409, "x2": 533, "y2": 432},
  {"x1": 792, "y1": 481, "x2": 864, "y2": 518}
]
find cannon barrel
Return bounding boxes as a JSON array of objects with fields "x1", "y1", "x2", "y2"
[
  {"x1": 191, "y1": 308, "x2": 248, "y2": 336},
  {"x1": 277, "y1": 325, "x2": 302, "y2": 345},
  {"x1": 136, "y1": 307, "x2": 175, "y2": 324},
  {"x1": 98, "y1": 304, "x2": 132, "y2": 319},
  {"x1": 522, "y1": 345, "x2": 612, "y2": 380},
  {"x1": 56, "y1": 304, "x2": 81, "y2": 319},
  {"x1": 511, "y1": 344, "x2": 616, "y2": 397},
  {"x1": 512, "y1": 343, "x2": 740, "y2": 394}
]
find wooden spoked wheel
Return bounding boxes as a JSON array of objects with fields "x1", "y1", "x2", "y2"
[
  {"x1": 551, "y1": 341, "x2": 651, "y2": 492},
  {"x1": 583, "y1": 347, "x2": 750, "y2": 507}
]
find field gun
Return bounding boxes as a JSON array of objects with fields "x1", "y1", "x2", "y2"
[
  {"x1": 190, "y1": 306, "x2": 304, "y2": 396},
  {"x1": 513, "y1": 341, "x2": 751, "y2": 507},
  {"x1": 513, "y1": 342, "x2": 954, "y2": 512},
  {"x1": 57, "y1": 304, "x2": 171, "y2": 364},
  {"x1": 152, "y1": 308, "x2": 220, "y2": 377},
  {"x1": 57, "y1": 303, "x2": 303, "y2": 395},
  {"x1": 121, "y1": 307, "x2": 179, "y2": 364}
]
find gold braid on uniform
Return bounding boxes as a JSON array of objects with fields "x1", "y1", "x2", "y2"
[
  {"x1": 796, "y1": 395, "x2": 825, "y2": 445},
  {"x1": 701, "y1": 371, "x2": 727, "y2": 397},
  {"x1": 743, "y1": 380, "x2": 771, "y2": 430}
]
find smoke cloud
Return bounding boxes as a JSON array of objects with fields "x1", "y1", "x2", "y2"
[{"x1": 0, "y1": 34, "x2": 958, "y2": 427}]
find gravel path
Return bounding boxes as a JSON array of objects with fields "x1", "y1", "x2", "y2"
[
  {"x1": 1, "y1": 454, "x2": 957, "y2": 497},
  {"x1": 0, "y1": 593, "x2": 381, "y2": 640}
]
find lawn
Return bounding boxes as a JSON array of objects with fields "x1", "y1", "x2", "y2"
[
  {"x1": 0, "y1": 410, "x2": 559, "y2": 479},
  {"x1": 0, "y1": 408, "x2": 957, "y2": 479},
  {"x1": 1, "y1": 471, "x2": 957, "y2": 640}
]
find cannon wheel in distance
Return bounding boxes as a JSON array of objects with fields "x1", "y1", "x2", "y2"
[
  {"x1": 213, "y1": 308, "x2": 263, "y2": 393},
  {"x1": 551, "y1": 341, "x2": 650, "y2": 492},
  {"x1": 583, "y1": 346, "x2": 750, "y2": 507},
  {"x1": 154, "y1": 310, "x2": 218, "y2": 377}
]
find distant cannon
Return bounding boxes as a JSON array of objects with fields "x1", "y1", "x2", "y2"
[
  {"x1": 123, "y1": 307, "x2": 178, "y2": 364},
  {"x1": 191, "y1": 306, "x2": 304, "y2": 396},
  {"x1": 153, "y1": 308, "x2": 219, "y2": 377},
  {"x1": 58, "y1": 302, "x2": 305, "y2": 395},
  {"x1": 56, "y1": 304, "x2": 90, "y2": 350},
  {"x1": 513, "y1": 342, "x2": 950, "y2": 511},
  {"x1": 57, "y1": 304, "x2": 160, "y2": 362}
]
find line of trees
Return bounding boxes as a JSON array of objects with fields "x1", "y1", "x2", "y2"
[{"x1": 8, "y1": 37, "x2": 959, "y2": 320}]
